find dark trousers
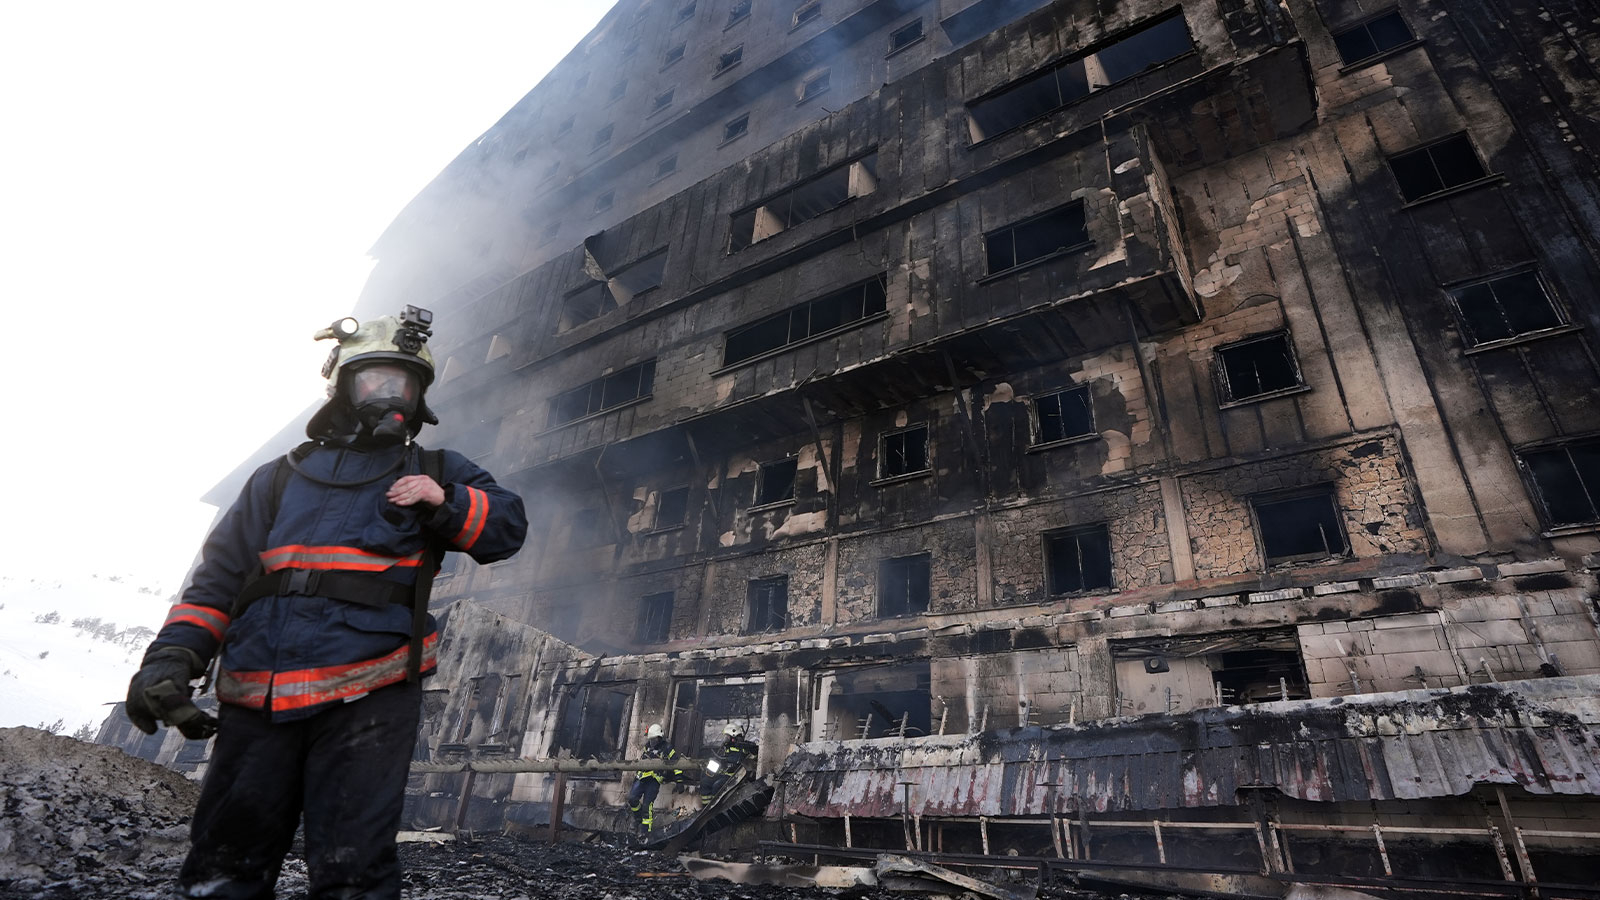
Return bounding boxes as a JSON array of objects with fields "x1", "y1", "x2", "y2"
[
  {"x1": 179, "y1": 681, "x2": 422, "y2": 900},
  {"x1": 627, "y1": 776, "x2": 661, "y2": 830}
]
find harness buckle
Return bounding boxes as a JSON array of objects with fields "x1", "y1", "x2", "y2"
[{"x1": 282, "y1": 568, "x2": 322, "y2": 596}]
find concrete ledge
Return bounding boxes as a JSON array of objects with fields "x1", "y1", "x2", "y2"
[
  {"x1": 1107, "y1": 604, "x2": 1148, "y2": 618},
  {"x1": 1312, "y1": 581, "x2": 1360, "y2": 596},
  {"x1": 1373, "y1": 574, "x2": 1425, "y2": 590},
  {"x1": 1498, "y1": 559, "x2": 1567, "y2": 577},
  {"x1": 1429, "y1": 566, "x2": 1485, "y2": 584},
  {"x1": 1155, "y1": 599, "x2": 1199, "y2": 614},
  {"x1": 1249, "y1": 587, "x2": 1305, "y2": 604}
]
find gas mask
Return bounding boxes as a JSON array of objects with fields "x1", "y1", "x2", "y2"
[{"x1": 345, "y1": 363, "x2": 422, "y2": 445}]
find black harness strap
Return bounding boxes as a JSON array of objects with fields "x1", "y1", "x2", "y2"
[{"x1": 406, "y1": 448, "x2": 446, "y2": 683}]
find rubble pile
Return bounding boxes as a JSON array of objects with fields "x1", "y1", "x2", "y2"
[{"x1": 0, "y1": 727, "x2": 197, "y2": 899}]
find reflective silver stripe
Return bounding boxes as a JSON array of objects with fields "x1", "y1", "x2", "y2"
[{"x1": 216, "y1": 671, "x2": 269, "y2": 709}]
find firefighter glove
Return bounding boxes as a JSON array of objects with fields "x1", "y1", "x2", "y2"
[{"x1": 126, "y1": 646, "x2": 217, "y2": 740}]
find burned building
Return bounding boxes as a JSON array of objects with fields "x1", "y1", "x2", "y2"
[{"x1": 126, "y1": 0, "x2": 1600, "y2": 889}]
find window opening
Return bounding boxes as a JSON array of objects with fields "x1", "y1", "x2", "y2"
[
  {"x1": 680, "y1": 681, "x2": 764, "y2": 755},
  {"x1": 607, "y1": 250, "x2": 668, "y2": 303},
  {"x1": 559, "y1": 281, "x2": 616, "y2": 331},
  {"x1": 880, "y1": 424, "x2": 929, "y2": 478},
  {"x1": 755, "y1": 458, "x2": 798, "y2": 505},
  {"x1": 1217, "y1": 332, "x2": 1302, "y2": 402},
  {"x1": 723, "y1": 113, "x2": 749, "y2": 142},
  {"x1": 817, "y1": 661, "x2": 930, "y2": 739},
  {"x1": 663, "y1": 43, "x2": 685, "y2": 68},
  {"x1": 1332, "y1": 10, "x2": 1415, "y2": 65},
  {"x1": 574, "y1": 73, "x2": 590, "y2": 91},
  {"x1": 593, "y1": 190, "x2": 615, "y2": 214},
  {"x1": 556, "y1": 683, "x2": 632, "y2": 760},
  {"x1": 655, "y1": 153, "x2": 679, "y2": 178},
  {"x1": 608, "y1": 80, "x2": 627, "y2": 102},
  {"x1": 728, "y1": 153, "x2": 879, "y2": 250},
  {"x1": 800, "y1": 70, "x2": 830, "y2": 102},
  {"x1": 1450, "y1": 269, "x2": 1564, "y2": 346},
  {"x1": 717, "y1": 45, "x2": 744, "y2": 74},
  {"x1": 746, "y1": 576, "x2": 788, "y2": 633},
  {"x1": 1521, "y1": 439, "x2": 1600, "y2": 528},
  {"x1": 593, "y1": 123, "x2": 614, "y2": 150},
  {"x1": 556, "y1": 116, "x2": 574, "y2": 137},
  {"x1": 878, "y1": 554, "x2": 931, "y2": 617},
  {"x1": 1111, "y1": 629, "x2": 1307, "y2": 714},
  {"x1": 675, "y1": 1, "x2": 696, "y2": 24},
  {"x1": 655, "y1": 485, "x2": 690, "y2": 529},
  {"x1": 1388, "y1": 134, "x2": 1489, "y2": 203},
  {"x1": 966, "y1": 14, "x2": 1191, "y2": 141},
  {"x1": 1253, "y1": 490, "x2": 1348, "y2": 564},
  {"x1": 651, "y1": 88, "x2": 676, "y2": 114},
  {"x1": 548, "y1": 360, "x2": 657, "y2": 426},
  {"x1": 728, "y1": 0, "x2": 752, "y2": 25},
  {"x1": 1045, "y1": 525, "x2": 1113, "y2": 595},
  {"x1": 638, "y1": 592, "x2": 674, "y2": 643},
  {"x1": 889, "y1": 19, "x2": 924, "y2": 54},
  {"x1": 984, "y1": 202, "x2": 1088, "y2": 274},
  {"x1": 793, "y1": 1, "x2": 821, "y2": 27},
  {"x1": 1034, "y1": 386, "x2": 1094, "y2": 443},
  {"x1": 724, "y1": 276, "x2": 887, "y2": 365}
]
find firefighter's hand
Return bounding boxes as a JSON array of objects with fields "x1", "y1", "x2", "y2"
[
  {"x1": 388, "y1": 474, "x2": 445, "y2": 508},
  {"x1": 126, "y1": 646, "x2": 217, "y2": 740}
]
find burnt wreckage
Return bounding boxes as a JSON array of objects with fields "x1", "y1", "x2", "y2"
[{"x1": 107, "y1": 0, "x2": 1600, "y2": 892}]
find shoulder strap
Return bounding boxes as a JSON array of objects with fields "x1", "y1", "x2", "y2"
[
  {"x1": 267, "y1": 441, "x2": 320, "y2": 524},
  {"x1": 406, "y1": 446, "x2": 448, "y2": 683}
]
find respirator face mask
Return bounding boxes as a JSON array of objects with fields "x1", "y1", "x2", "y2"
[{"x1": 345, "y1": 363, "x2": 421, "y2": 444}]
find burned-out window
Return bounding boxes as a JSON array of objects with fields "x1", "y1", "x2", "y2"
[
  {"x1": 556, "y1": 683, "x2": 633, "y2": 760},
  {"x1": 655, "y1": 153, "x2": 679, "y2": 179},
  {"x1": 675, "y1": 680, "x2": 765, "y2": 755},
  {"x1": 800, "y1": 70, "x2": 830, "y2": 102},
  {"x1": 729, "y1": 153, "x2": 879, "y2": 251},
  {"x1": 608, "y1": 80, "x2": 627, "y2": 103},
  {"x1": 556, "y1": 116, "x2": 574, "y2": 137},
  {"x1": 1449, "y1": 269, "x2": 1565, "y2": 347},
  {"x1": 548, "y1": 359, "x2": 657, "y2": 427},
  {"x1": 728, "y1": 0, "x2": 752, "y2": 26},
  {"x1": 1332, "y1": 10, "x2": 1415, "y2": 66},
  {"x1": 724, "y1": 276, "x2": 887, "y2": 365},
  {"x1": 793, "y1": 0, "x2": 821, "y2": 27},
  {"x1": 818, "y1": 661, "x2": 931, "y2": 739},
  {"x1": 984, "y1": 202, "x2": 1089, "y2": 274},
  {"x1": 878, "y1": 554, "x2": 931, "y2": 618},
  {"x1": 638, "y1": 591, "x2": 674, "y2": 643},
  {"x1": 889, "y1": 19, "x2": 924, "y2": 54},
  {"x1": 1253, "y1": 489, "x2": 1349, "y2": 565},
  {"x1": 1034, "y1": 386, "x2": 1094, "y2": 444},
  {"x1": 593, "y1": 190, "x2": 615, "y2": 214},
  {"x1": 1387, "y1": 134, "x2": 1489, "y2": 203},
  {"x1": 654, "y1": 486, "x2": 690, "y2": 529},
  {"x1": 608, "y1": 250, "x2": 668, "y2": 303},
  {"x1": 1520, "y1": 439, "x2": 1600, "y2": 528},
  {"x1": 675, "y1": 0, "x2": 696, "y2": 24},
  {"x1": 575, "y1": 73, "x2": 590, "y2": 91},
  {"x1": 1044, "y1": 525, "x2": 1113, "y2": 595},
  {"x1": 879, "y1": 425, "x2": 929, "y2": 478},
  {"x1": 592, "y1": 123, "x2": 614, "y2": 151},
  {"x1": 754, "y1": 458, "x2": 798, "y2": 506},
  {"x1": 1216, "y1": 332, "x2": 1303, "y2": 402},
  {"x1": 716, "y1": 45, "x2": 744, "y2": 75},
  {"x1": 966, "y1": 13, "x2": 1192, "y2": 141},
  {"x1": 651, "y1": 88, "x2": 675, "y2": 115},
  {"x1": 722, "y1": 112, "x2": 749, "y2": 143},
  {"x1": 746, "y1": 576, "x2": 788, "y2": 633},
  {"x1": 662, "y1": 43, "x2": 685, "y2": 68},
  {"x1": 1112, "y1": 629, "x2": 1307, "y2": 713},
  {"x1": 559, "y1": 281, "x2": 617, "y2": 331}
]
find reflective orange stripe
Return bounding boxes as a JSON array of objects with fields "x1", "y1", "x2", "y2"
[
  {"x1": 215, "y1": 634, "x2": 437, "y2": 713},
  {"x1": 163, "y1": 604, "x2": 230, "y2": 642},
  {"x1": 451, "y1": 487, "x2": 489, "y2": 550},
  {"x1": 258, "y1": 544, "x2": 424, "y2": 573}
]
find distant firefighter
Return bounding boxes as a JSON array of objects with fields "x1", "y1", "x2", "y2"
[
  {"x1": 627, "y1": 723, "x2": 690, "y2": 833},
  {"x1": 124, "y1": 308, "x2": 527, "y2": 899},
  {"x1": 698, "y1": 722, "x2": 759, "y2": 805}
]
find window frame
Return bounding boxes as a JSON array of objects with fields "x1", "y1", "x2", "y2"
[
  {"x1": 875, "y1": 423, "x2": 931, "y2": 482},
  {"x1": 727, "y1": 152, "x2": 879, "y2": 252},
  {"x1": 1517, "y1": 438, "x2": 1600, "y2": 532},
  {"x1": 715, "y1": 44, "x2": 744, "y2": 76},
  {"x1": 653, "y1": 152, "x2": 680, "y2": 181},
  {"x1": 637, "y1": 591, "x2": 675, "y2": 644},
  {"x1": 1250, "y1": 487, "x2": 1351, "y2": 567},
  {"x1": 745, "y1": 575, "x2": 789, "y2": 634},
  {"x1": 1214, "y1": 330, "x2": 1309, "y2": 406},
  {"x1": 1030, "y1": 385, "x2": 1096, "y2": 448},
  {"x1": 545, "y1": 359, "x2": 657, "y2": 430},
  {"x1": 592, "y1": 123, "x2": 614, "y2": 151},
  {"x1": 1043, "y1": 524, "x2": 1114, "y2": 597},
  {"x1": 652, "y1": 485, "x2": 692, "y2": 532},
  {"x1": 721, "y1": 112, "x2": 750, "y2": 144},
  {"x1": 877, "y1": 553, "x2": 932, "y2": 618},
  {"x1": 799, "y1": 70, "x2": 831, "y2": 104},
  {"x1": 752, "y1": 457, "x2": 799, "y2": 508},
  {"x1": 1447, "y1": 265, "x2": 1573, "y2": 352},
  {"x1": 726, "y1": 0, "x2": 752, "y2": 27},
  {"x1": 1330, "y1": 8, "x2": 1420, "y2": 71},
  {"x1": 649, "y1": 88, "x2": 676, "y2": 117},
  {"x1": 979, "y1": 201, "x2": 1091, "y2": 280},
  {"x1": 888, "y1": 19, "x2": 925, "y2": 56},
  {"x1": 1386, "y1": 132, "x2": 1497, "y2": 206},
  {"x1": 720, "y1": 275, "x2": 889, "y2": 369},
  {"x1": 661, "y1": 43, "x2": 686, "y2": 69},
  {"x1": 592, "y1": 190, "x2": 615, "y2": 214},
  {"x1": 791, "y1": 0, "x2": 821, "y2": 29}
]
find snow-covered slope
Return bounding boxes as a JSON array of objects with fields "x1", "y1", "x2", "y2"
[{"x1": 0, "y1": 573, "x2": 176, "y2": 736}]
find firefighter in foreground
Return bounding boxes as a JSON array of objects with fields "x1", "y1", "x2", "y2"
[
  {"x1": 628, "y1": 723, "x2": 689, "y2": 833},
  {"x1": 124, "y1": 308, "x2": 527, "y2": 899},
  {"x1": 698, "y1": 723, "x2": 759, "y2": 805}
]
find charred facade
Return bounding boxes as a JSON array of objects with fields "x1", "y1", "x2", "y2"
[{"x1": 140, "y1": 0, "x2": 1600, "y2": 887}]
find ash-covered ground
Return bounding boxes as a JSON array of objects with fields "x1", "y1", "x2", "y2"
[{"x1": 0, "y1": 727, "x2": 1142, "y2": 900}]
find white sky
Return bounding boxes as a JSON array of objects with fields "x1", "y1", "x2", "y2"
[{"x1": 0, "y1": 2, "x2": 614, "y2": 596}]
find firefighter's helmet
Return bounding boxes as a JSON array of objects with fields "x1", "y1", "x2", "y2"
[
  {"x1": 305, "y1": 306, "x2": 439, "y2": 440},
  {"x1": 315, "y1": 307, "x2": 436, "y2": 394},
  {"x1": 646, "y1": 724, "x2": 665, "y2": 739},
  {"x1": 723, "y1": 723, "x2": 744, "y2": 739}
]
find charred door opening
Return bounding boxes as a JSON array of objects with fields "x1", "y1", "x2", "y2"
[
  {"x1": 1112, "y1": 629, "x2": 1308, "y2": 714},
  {"x1": 814, "y1": 660, "x2": 931, "y2": 739},
  {"x1": 554, "y1": 682, "x2": 634, "y2": 762},
  {"x1": 670, "y1": 678, "x2": 766, "y2": 756}
]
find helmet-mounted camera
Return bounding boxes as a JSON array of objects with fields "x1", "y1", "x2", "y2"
[{"x1": 395, "y1": 305, "x2": 433, "y2": 355}]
